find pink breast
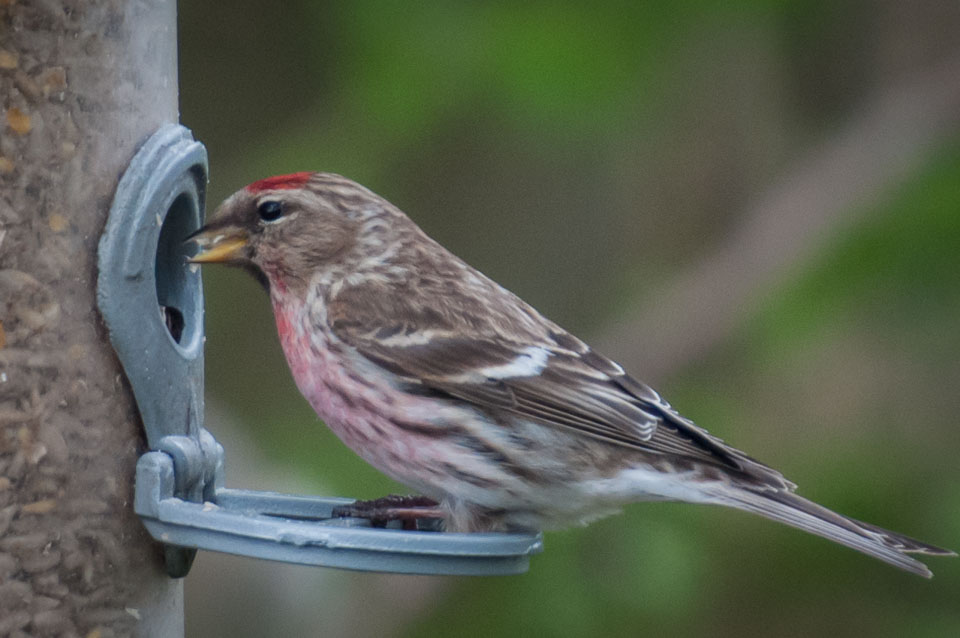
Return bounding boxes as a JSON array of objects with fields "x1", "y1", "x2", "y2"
[{"x1": 268, "y1": 295, "x2": 452, "y2": 494}]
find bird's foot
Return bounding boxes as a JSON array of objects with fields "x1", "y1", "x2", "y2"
[{"x1": 331, "y1": 494, "x2": 443, "y2": 530}]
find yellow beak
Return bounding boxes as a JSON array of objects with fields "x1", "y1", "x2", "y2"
[{"x1": 186, "y1": 227, "x2": 249, "y2": 263}]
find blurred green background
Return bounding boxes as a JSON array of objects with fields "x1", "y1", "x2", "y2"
[{"x1": 178, "y1": 2, "x2": 960, "y2": 636}]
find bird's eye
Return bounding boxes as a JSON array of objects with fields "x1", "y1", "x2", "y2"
[{"x1": 258, "y1": 200, "x2": 284, "y2": 222}]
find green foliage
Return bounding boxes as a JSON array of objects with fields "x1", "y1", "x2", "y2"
[{"x1": 750, "y1": 146, "x2": 960, "y2": 356}]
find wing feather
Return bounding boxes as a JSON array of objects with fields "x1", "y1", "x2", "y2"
[{"x1": 326, "y1": 282, "x2": 791, "y2": 489}]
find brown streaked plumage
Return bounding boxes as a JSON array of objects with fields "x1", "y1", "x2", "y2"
[{"x1": 188, "y1": 171, "x2": 955, "y2": 577}]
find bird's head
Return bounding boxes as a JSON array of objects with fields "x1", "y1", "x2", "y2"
[{"x1": 187, "y1": 172, "x2": 410, "y2": 292}]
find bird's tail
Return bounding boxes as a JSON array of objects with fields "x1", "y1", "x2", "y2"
[{"x1": 714, "y1": 487, "x2": 955, "y2": 577}]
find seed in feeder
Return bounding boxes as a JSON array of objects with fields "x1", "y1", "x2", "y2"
[
  {"x1": 6, "y1": 107, "x2": 31, "y2": 135},
  {"x1": 0, "y1": 50, "x2": 17, "y2": 69},
  {"x1": 49, "y1": 214, "x2": 67, "y2": 232}
]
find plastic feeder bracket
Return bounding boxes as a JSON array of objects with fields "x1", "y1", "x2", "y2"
[{"x1": 97, "y1": 125, "x2": 543, "y2": 578}]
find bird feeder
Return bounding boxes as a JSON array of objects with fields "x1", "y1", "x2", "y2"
[{"x1": 96, "y1": 125, "x2": 543, "y2": 578}]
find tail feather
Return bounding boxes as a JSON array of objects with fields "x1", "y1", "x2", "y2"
[
  {"x1": 717, "y1": 488, "x2": 955, "y2": 578},
  {"x1": 850, "y1": 517, "x2": 954, "y2": 555}
]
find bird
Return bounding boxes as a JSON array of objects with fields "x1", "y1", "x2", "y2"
[{"x1": 187, "y1": 171, "x2": 954, "y2": 577}]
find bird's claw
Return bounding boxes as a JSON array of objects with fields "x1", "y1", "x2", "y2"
[{"x1": 331, "y1": 494, "x2": 443, "y2": 530}]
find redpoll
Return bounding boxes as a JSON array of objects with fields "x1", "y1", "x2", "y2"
[{"x1": 188, "y1": 171, "x2": 954, "y2": 577}]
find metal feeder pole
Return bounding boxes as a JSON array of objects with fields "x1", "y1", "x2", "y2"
[{"x1": 0, "y1": 1, "x2": 183, "y2": 636}]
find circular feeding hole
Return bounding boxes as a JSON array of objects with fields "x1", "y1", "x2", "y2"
[{"x1": 155, "y1": 193, "x2": 202, "y2": 350}]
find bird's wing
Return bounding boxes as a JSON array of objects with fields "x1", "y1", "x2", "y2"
[{"x1": 326, "y1": 287, "x2": 791, "y2": 489}]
